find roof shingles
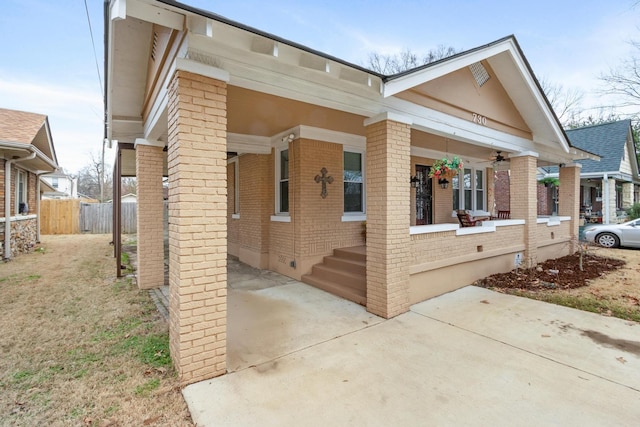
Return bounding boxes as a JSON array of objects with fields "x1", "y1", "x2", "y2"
[
  {"x1": 0, "y1": 108, "x2": 47, "y2": 145},
  {"x1": 565, "y1": 120, "x2": 632, "y2": 174}
]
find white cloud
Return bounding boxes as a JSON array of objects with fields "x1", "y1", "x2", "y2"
[{"x1": 0, "y1": 76, "x2": 104, "y2": 173}]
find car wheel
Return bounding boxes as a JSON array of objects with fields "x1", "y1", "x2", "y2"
[{"x1": 596, "y1": 232, "x2": 619, "y2": 248}]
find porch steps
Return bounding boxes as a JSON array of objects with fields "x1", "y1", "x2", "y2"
[{"x1": 302, "y1": 246, "x2": 366, "y2": 306}]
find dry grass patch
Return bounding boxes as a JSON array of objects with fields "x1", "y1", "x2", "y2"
[{"x1": 0, "y1": 235, "x2": 192, "y2": 426}]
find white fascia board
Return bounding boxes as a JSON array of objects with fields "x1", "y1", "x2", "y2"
[
  {"x1": 125, "y1": 0, "x2": 184, "y2": 30},
  {"x1": 383, "y1": 41, "x2": 513, "y2": 97},
  {"x1": 144, "y1": 86, "x2": 167, "y2": 141},
  {"x1": 110, "y1": 0, "x2": 126, "y2": 21},
  {"x1": 383, "y1": 96, "x2": 533, "y2": 152},
  {"x1": 186, "y1": 34, "x2": 382, "y2": 118},
  {"x1": 227, "y1": 134, "x2": 272, "y2": 154}
]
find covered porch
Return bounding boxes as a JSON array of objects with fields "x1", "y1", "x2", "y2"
[{"x1": 106, "y1": 1, "x2": 596, "y2": 385}]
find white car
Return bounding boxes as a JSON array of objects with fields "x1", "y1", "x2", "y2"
[{"x1": 583, "y1": 218, "x2": 640, "y2": 248}]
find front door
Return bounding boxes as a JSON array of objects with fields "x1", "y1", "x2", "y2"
[{"x1": 415, "y1": 165, "x2": 433, "y2": 225}]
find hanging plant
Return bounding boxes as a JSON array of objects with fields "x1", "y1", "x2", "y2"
[
  {"x1": 538, "y1": 177, "x2": 559, "y2": 188},
  {"x1": 428, "y1": 156, "x2": 463, "y2": 179}
]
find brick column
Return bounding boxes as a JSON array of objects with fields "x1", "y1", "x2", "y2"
[
  {"x1": 364, "y1": 113, "x2": 411, "y2": 319},
  {"x1": 603, "y1": 177, "x2": 617, "y2": 224},
  {"x1": 559, "y1": 163, "x2": 581, "y2": 250},
  {"x1": 135, "y1": 141, "x2": 165, "y2": 289},
  {"x1": 622, "y1": 182, "x2": 634, "y2": 209},
  {"x1": 167, "y1": 66, "x2": 228, "y2": 385},
  {"x1": 509, "y1": 153, "x2": 538, "y2": 267}
]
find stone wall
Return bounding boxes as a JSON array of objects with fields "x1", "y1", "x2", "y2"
[{"x1": 0, "y1": 216, "x2": 37, "y2": 258}]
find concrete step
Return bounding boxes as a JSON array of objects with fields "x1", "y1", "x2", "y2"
[
  {"x1": 310, "y1": 264, "x2": 366, "y2": 291},
  {"x1": 301, "y1": 246, "x2": 367, "y2": 305},
  {"x1": 333, "y1": 246, "x2": 366, "y2": 263},
  {"x1": 301, "y1": 274, "x2": 366, "y2": 306},
  {"x1": 323, "y1": 255, "x2": 366, "y2": 276}
]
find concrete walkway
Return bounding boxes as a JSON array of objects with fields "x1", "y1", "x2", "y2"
[{"x1": 183, "y1": 285, "x2": 640, "y2": 427}]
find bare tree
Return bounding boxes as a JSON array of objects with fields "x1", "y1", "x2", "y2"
[
  {"x1": 366, "y1": 45, "x2": 459, "y2": 74},
  {"x1": 538, "y1": 76, "x2": 584, "y2": 125},
  {"x1": 77, "y1": 151, "x2": 112, "y2": 201},
  {"x1": 599, "y1": 41, "x2": 640, "y2": 109}
]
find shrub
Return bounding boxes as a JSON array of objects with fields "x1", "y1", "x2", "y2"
[{"x1": 626, "y1": 202, "x2": 640, "y2": 220}]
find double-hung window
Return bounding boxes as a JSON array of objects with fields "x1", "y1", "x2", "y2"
[
  {"x1": 276, "y1": 148, "x2": 289, "y2": 214},
  {"x1": 16, "y1": 170, "x2": 28, "y2": 214},
  {"x1": 343, "y1": 150, "x2": 364, "y2": 214},
  {"x1": 452, "y1": 167, "x2": 485, "y2": 211}
]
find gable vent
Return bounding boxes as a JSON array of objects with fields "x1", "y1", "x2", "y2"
[
  {"x1": 151, "y1": 31, "x2": 159, "y2": 61},
  {"x1": 469, "y1": 62, "x2": 490, "y2": 87}
]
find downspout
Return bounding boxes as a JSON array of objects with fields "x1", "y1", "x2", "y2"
[
  {"x1": 4, "y1": 150, "x2": 37, "y2": 260},
  {"x1": 603, "y1": 173, "x2": 609, "y2": 225},
  {"x1": 35, "y1": 172, "x2": 47, "y2": 243}
]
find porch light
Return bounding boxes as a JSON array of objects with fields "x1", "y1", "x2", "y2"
[
  {"x1": 438, "y1": 178, "x2": 449, "y2": 189},
  {"x1": 410, "y1": 175, "x2": 419, "y2": 188}
]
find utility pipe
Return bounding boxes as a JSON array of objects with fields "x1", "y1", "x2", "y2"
[
  {"x1": 603, "y1": 173, "x2": 609, "y2": 225},
  {"x1": 4, "y1": 150, "x2": 37, "y2": 260}
]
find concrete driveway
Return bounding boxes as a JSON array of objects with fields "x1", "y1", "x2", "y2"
[{"x1": 184, "y1": 284, "x2": 640, "y2": 426}]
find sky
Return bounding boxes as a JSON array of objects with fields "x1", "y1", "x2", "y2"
[{"x1": 0, "y1": 0, "x2": 638, "y2": 174}]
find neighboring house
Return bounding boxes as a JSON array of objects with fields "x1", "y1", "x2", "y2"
[
  {"x1": 41, "y1": 169, "x2": 78, "y2": 199},
  {"x1": 538, "y1": 120, "x2": 640, "y2": 224},
  {"x1": 120, "y1": 193, "x2": 137, "y2": 203},
  {"x1": 106, "y1": 0, "x2": 596, "y2": 385},
  {"x1": 0, "y1": 108, "x2": 59, "y2": 259}
]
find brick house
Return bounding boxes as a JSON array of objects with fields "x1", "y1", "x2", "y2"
[
  {"x1": 0, "y1": 108, "x2": 59, "y2": 259},
  {"x1": 537, "y1": 120, "x2": 640, "y2": 224},
  {"x1": 105, "y1": 0, "x2": 596, "y2": 385}
]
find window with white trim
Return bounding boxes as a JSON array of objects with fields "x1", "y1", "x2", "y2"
[
  {"x1": 276, "y1": 148, "x2": 289, "y2": 214},
  {"x1": 52, "y1": 177, "x2": 59, "y2": 188},
  {"x1": 16, "y1": 170, "x2": 28, "y2": 214},
  {"x1": 343, "y1": 150, "x2": 364, "y2": 213},
  {"x1": 452, "y1": 167, "x2": 485, "y2": 211},
  {"x1": 228, "y1": 157, "x2": 239, "y2": 215}
]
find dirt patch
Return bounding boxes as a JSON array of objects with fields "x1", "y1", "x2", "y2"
[
  {"x1": 475, "y1": 246, "x2": 640, "y2": 322},
  {"x1": 0, "y1": 234, "x2": 192, "y2": 426}
]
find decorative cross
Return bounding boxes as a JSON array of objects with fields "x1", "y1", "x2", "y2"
[{"x1": 314, "y1": 167, "x2": 334, "y2": 199}]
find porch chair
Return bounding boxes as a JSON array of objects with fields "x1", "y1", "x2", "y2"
[
  {"x1": 456, "y1": 210, "x2": 479, "y2": 227},
  {"x1": 496, "y1": 210, "x2": 510, "y2": 219}
]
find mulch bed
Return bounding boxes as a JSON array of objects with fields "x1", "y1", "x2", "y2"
[{"x1": 475, "y1": 252, "x2": 626, "y2": 291}]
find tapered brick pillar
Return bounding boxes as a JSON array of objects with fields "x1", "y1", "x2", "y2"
[
  {"x1": 167, "y1": 65, "x2": 228, "y2": 385},
  {"x1": 364, "y1": 113, "x2": 411, "y2": 319},
  {"x1": 559, "y1": 163, "x2": 581, "y2": 250},
  {"x1": 135, "y1": 140, "x2": 165, "y2": 289},
  {"x1": 509, "y1": 153, "x2": 538, "y2": 267}
]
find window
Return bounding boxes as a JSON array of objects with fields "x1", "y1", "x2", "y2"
[
  {"x1": 344, "y1": 150, "x2": 364, "y2": 213},
  {"x1": 228, "y1": 157, "x2": 239, "y2": 216},
  {"x1": 52, "y1": 177, "x2": 59, "y2": 188},
  {"x1": 452, "y1": 167, "x2": 485, "y2": 211},
  {"x1": 276, "y1": 148, "x2": 289, "y2": 214},
  {"x1": 16, "y1": 170, "x2": 28, "y2": 214}
]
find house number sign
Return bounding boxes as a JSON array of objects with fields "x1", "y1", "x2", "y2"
[{"x1": 472, "y1": 113, "x2": 487, "y2": 126}]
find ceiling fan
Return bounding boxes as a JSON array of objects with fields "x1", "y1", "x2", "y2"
[{"x1": 489, "y1": 151, "x2": 506, "y2": 163}]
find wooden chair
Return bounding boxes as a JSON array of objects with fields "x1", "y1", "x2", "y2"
[
  {"x1": 497, "y1": 210, "x2": 510, "y2": 219},
  {"x1": 456, "y1": 210, "x2": 479, "y2": 227}
]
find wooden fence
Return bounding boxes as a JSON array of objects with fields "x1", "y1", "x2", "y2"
[
  {"x1": 40, "y1": 199, "x2": 81, "y2": 235},
  {"x1": 40, "y1": 200, "x2": 139, "y2": 235}
]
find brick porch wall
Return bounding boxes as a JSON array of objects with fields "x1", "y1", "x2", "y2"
[
  {"x1": 365, "y1": 117, "x2": 411, "y2": 318},
  {"x1": 136, "y1": 143, "x2": 165, "y2": 289},
  {"x1": 167, "y1": 69, "x2": 228, "y2": 385},
  {"x1": 509, "y1": 155, "x2": 538, "y2": 267},
  {"x1": 559, "y1": 164, "x2": 581, "y2": 248}
]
